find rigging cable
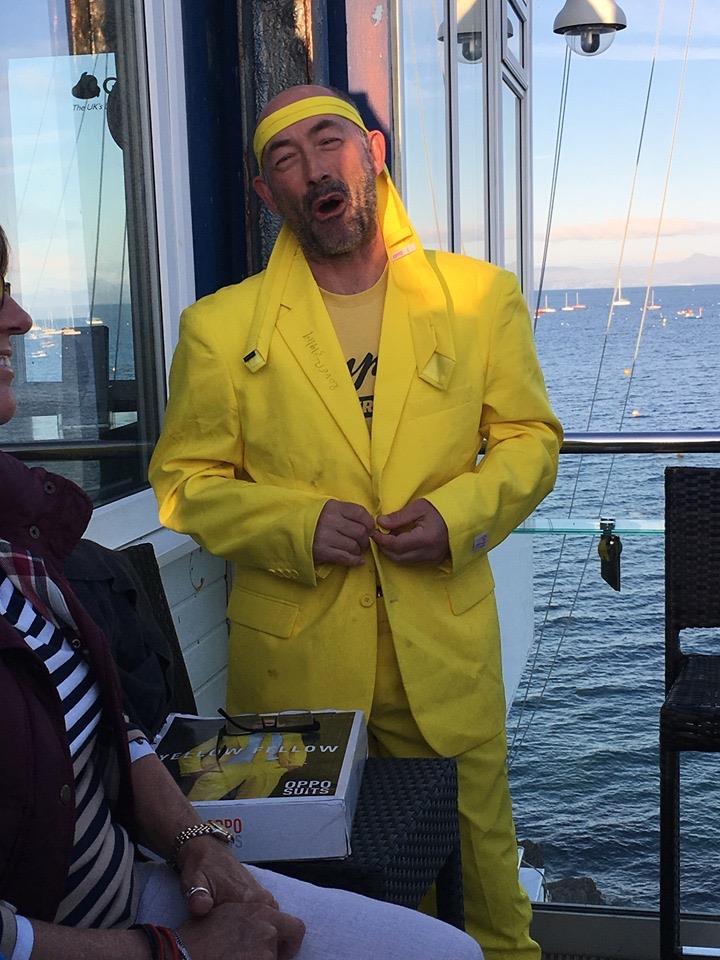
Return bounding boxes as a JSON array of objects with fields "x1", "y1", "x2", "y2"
[
  {"x1": 88, "y1": 52, "x2": 110, "y2": 324},
  {"x1": 508, "y1": 43, "x2": 579, "y2": 765},
  {"x1": 533, "y1": 45, "x2": 572, "y2": 332},
  {"x1": 509, "y1": 0, "x2": 671, "y2": 767},
  {"x1": 613, "y1": 0, "x2": 696, "y2": 435},
  {"x1": 509, "y1": 0, "x2": 697, "y2": 768},
  {"x1": 111, "y1": 217, "x2": 128, "y2": 382},
  {"x1": 583, "y1": 0, "x2": 667, "y2": 439},
  {"x1": 592, "y1": 0, "x2": 697, "y2": 531},
  {"x1": 27, "y1": 51, "x2": 101, "y2": 317}
]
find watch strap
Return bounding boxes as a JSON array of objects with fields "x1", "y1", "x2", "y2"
[{"x1": 171, "y1": 822, "x2": 233, "y2": 867}]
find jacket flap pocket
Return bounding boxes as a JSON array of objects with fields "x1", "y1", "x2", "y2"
[
  {"x1": 227, "y1": 587, "x2": 299, "y2": 638},
  {"x1": 445, "y1": 560, "x2": 495, "y2": 616}
]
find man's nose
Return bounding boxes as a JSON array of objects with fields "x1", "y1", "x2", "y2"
[
  {"x1": 0, "y1": 294, "x2": 33, "y2": 336},
  {"x1": 304, "y1": 152, "x2": 331, "y2": 186}
]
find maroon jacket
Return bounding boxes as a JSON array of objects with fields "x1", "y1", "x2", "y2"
[{"x1": 0, "y1": 452, "x2": 136, "y2": 921}]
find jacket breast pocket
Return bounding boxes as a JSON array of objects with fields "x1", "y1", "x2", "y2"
[
  {"x1": 403, "y1": 383, "x2": 477, "y2": 422},
  {"x1": 445, "y1": 560, "x2": 495, "y2": 616},
  {"x1": 227, "y1": 586, "x2": 300, "y2": 639}
]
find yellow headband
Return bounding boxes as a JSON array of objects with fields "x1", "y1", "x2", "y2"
[{"x1": 253, "y1": 95, "x2": 367, "y2": 168}]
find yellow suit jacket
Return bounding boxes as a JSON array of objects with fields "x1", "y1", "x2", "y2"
[{"x1": 150, "y1": 251, "x2": 562, "y2": 756}]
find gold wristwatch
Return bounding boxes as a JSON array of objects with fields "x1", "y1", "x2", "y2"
[{"x1": 171, "y1": 821, "x2": 234, "y2": 866}]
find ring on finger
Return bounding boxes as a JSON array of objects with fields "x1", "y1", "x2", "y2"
[{"x1": 185, "y1": 885, "x2": 211, "y2": 899}]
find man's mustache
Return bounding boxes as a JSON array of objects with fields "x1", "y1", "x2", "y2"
[{"x1": 302, "y1": 179, "x2": 351, "y2": 214}]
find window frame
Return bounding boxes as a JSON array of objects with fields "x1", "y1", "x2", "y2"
[
  {"x1": 87, "y1": 0, "x2": 195, "y2": 554},
  {"x1": 393, "y1": 0, "x2": 532, "y2": 293}
]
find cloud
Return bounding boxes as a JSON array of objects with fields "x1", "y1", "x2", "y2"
[
  {"x1": 541, "y1": 218, "x2": 720, "y2": 242},
  {"x1": 533, "y1": 42, "x2": 720, "y2": 63}
]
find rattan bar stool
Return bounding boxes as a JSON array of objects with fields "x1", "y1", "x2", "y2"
[
  {"x1": 263, "y1": 756, "x2": 465, "y2": 929},
  {"x1": 660, "y1": 467, "x2": 720, "y2": 959}
]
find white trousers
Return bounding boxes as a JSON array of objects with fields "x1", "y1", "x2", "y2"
[{"x1": 135, "y1": 861, "x2": 482, "y2": 960}]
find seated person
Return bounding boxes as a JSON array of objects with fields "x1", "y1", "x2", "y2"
[{"x1": 0, "y1": 225, "x2": 482, "y2": 960}]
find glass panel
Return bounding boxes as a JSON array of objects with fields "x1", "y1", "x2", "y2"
[
  {"x1": 0, "y1": 0, "x2": 161, "y2": 505},
  {"x1": 398, "y1": 0, "x2": 450, "y2": 250},
  {"x1": 508, "y1": 449, "x2": 720, "y2": 911},
  {"x1": 457, "y1": 0, "x2": 486, "y2": 260},
  {"x1": 502, "y1": 81, "x2": 520, "y2": 275},
  {"x1": 505, "y1": 2, "x2": 523, "y2": 68}
]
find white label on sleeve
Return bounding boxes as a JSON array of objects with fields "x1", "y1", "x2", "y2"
[{"x1": 472, "y1": 533, "x2": 488, "y2": 552}]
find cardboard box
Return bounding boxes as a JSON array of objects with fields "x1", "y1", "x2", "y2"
[{"x1": 154, "y1": 710, "x2": 367, "y2": 862}]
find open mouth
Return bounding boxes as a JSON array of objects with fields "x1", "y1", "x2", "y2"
[{"x1": 312, "y1": 193, "x2": 346, "y2": 220}]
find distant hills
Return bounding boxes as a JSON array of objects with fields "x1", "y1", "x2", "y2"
[{"x1": 536, "y1": 253, "x2": 720, "y2": 290}]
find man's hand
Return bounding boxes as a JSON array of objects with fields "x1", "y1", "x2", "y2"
[
  {"x1": 372, "y1": 499, "x2": 450, "y2": 566},
  {"x1": 178, "y1": 836, "x2": 278, "y2": 916},
  {"x1": 313, "y1": 500, "x2": 375, "y2": 567},
  {"x1": 179, "y1": 901, "x2": 305, "y2": 960}
]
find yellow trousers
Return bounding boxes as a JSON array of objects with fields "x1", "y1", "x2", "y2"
[{"x1": 369, "y1": 599, "x2": 539, "y2": 960}]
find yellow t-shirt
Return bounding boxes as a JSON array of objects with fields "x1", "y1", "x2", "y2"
[{"x1": 320, "y1": 269, "x2": 388, "y2": 427}]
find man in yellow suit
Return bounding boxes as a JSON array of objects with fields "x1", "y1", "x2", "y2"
[{"x1": 150, "y1": 83, "x2": 562, "y2": 959}]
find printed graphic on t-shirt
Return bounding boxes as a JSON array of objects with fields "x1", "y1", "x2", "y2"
[{"x1": 347, "y1": 352, "x2": 378, "y2": 419}]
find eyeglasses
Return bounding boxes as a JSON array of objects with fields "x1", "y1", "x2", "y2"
[
  {"x1": 214, "y1": 707, "x2": 320, "y2": 762},
  {"x1": 0, "y1": 281, "x2": 10, "y2": 311}
]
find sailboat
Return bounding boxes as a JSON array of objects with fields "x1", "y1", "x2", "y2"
[
  {"x1": 647, "y1": 288, "x2": 661, "y2": 310},
  {"x1": 535, "y1": 294, "x2": 556, "y2": 316},
  {"x1": 574, "y1": 291, "x2": 587, "y2": 309},
  {"x1": 612, "y1": 282, "x2": 631, "y2": 306},
  {"x1": 561, "y1": 292, "x2": 574, "y2": 312}
]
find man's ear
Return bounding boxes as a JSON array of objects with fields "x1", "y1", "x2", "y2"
[
  {"x1": 366, "y1": 129, "x2": 386, "y2": 176},
  {"x1": 253, "y1": 174, "x2": 279, "y2": 215}
]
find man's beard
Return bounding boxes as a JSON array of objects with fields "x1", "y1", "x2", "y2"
[{"x1": 278, "y1": 152, "x2": 379, "y2": 259}]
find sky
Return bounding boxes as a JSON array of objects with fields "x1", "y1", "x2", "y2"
[
  {"x1": 2, "y1": 0, "x2": 717, "y2": 312},
  {"x1": 0, "y1": 3, "x2": 128, "y2": 323},
  {"x1": 532, "y1": 0, "x2": 720, "y2": 284},
  {"x1": 399, "y1": 0, "x2": 720, "y2": 286}
]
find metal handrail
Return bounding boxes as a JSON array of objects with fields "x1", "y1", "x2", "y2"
[
  {"x1": 3, "y1": 441, "x2": 154, "y2": 461},
  {"x1": 3, "y1": 432, "x2": 720, "y2": 462},
  {"x1": 560, "y1": 432, "x2": 720, "y2": 454}
]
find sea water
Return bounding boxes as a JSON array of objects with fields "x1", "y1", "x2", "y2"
[{"x1": 508, "y1": 283, "x2": 720, "y2": 911}]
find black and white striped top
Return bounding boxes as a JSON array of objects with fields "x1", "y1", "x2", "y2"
[{"x1": 0, "y1": 571, "x2": 149, "y2": 931}]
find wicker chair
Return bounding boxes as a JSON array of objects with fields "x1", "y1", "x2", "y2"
[
  {"x1": 121, "y1": 542, "x2": 197, "y2": 716},
  {"x1": 660, "y1": 467, "x2": 720, "y2": 959}
]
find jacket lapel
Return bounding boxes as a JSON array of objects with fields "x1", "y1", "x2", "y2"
[
  {"x1": 276, "y1": 255, "x2": 371, "y2": 476},
  {"x1": 371, "y1": 277, "x2": 416, "y2": 497}
]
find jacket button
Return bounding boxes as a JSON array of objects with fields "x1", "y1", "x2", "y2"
[
  {"x1": 59, "y1": 784, "x2": 72, "y2": 805},
  {"x1": 28, "y1": 525, "x2": 41, "y2": 539},
  {"x1": 70, "y1": 638, "x2": 82, "y2": 650},
  {"x1": 43, "y1": 480, "x2": 56, "y2": 494},
  {"x1": 360, "y1": 594, "x2": 375, "y2": 608}
]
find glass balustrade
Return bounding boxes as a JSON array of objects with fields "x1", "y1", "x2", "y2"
[{"x1": 508, "y1": 448, "x2": 720, "y2": 915}]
